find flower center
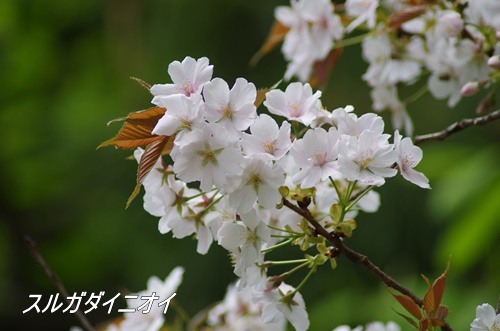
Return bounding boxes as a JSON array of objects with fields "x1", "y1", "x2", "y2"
[
  {"x1": 223, "y1": 107, "x2": 233, "y2": 119},
  {"x1": 200, "y1": 149, "x2": 216, "y2": 165},
  {"x1": 248, "y1": 172, "x2": 262, "y2": 189},
  {"x1": 264, "y1": 141, "x2": 277, "y2": 154}
]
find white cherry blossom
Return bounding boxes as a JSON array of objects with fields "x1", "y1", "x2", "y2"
[
  {"x1": 227, "y1": 157, "x2": 285, "y2": 213},
  {"x1": 151, "y1": 94, "x2": 203, "y2": 140},
  {"x1": 150, "y1": 56, "x2": 212, "y2": 100},
  {"x1": 241, "y1": 114, "x2": 292, "y2": 161},
  {"x1": 393, "y1": 131, "x2": 428, "y2": 192},
  {"x1": 120, "y1": 267, "x2": 184, "y2": 331},
  {"x1": 290, "y1": 127, "x2": 340, "y2": 188},
  {"x1": 172, "y1": 123, "x2": 244, "y2": 192},
  {"x1": 264, "y1": 82, "x2": 321, "y2": 126},
  {"x1": 203, "y1": 77, "x2": 257, "y2": 136},
  {"x1": 253, "y1": 282, "x2": 309, "y2": 331},
  {"x1": 338, "y1": 131, "x2": 397, "y2": 186}
]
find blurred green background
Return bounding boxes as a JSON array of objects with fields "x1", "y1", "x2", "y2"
[{"x1": 1, "y1": 0, "x2": 499, "y2": 330}]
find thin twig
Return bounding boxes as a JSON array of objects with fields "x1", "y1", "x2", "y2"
[
  {"x1": 413, "y1": 109, "x2": 500, "y2": 145},
  {"x1": 282, "y1": 199, "x2": 455, "y2": 331},
  {"x1": 25, "y1": 235, "x2": 95, "y2": 331}
]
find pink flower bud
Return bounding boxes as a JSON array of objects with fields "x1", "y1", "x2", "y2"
[
  {"x1": 496, "y1": 30, "x2": 500, "y2": 40},
  {"x1": 487, "y1": 55, "x2": 500, "y2": 70},
  {"x1": 460, "y1": 81, "x2": 480, "y2": 96}
]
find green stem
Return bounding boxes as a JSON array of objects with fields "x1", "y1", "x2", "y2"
[
  {"x1": 346, "y1": 186, "x2": 374, "y2": 212},
  {"x1": 329, "y1": 177, "x2": 344, "y2": 206},
  {"x1": 184, "y1": 189, "x2": 217, "y2": 202},
  {"x1": 265, "y1": 259, "x2": 309, "y2": 266},
  {"x1": 334, "y1": 32, "x2": 372, "y2": 49},
  {"x1": 267, "y1": 225, "x2": 302, "y2": 235},
  {"x1": 404, "y1": 84, "x2": 429, "y2": 105},
  {"x1": 262, "y1": 238, "x2": 293, "y2": 253},
  {"x1": 289, "y1": 264, "x2": 317, "y2": 297}
]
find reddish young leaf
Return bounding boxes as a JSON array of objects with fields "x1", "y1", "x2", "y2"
[
  {"x1": 423, "y1": 280, "x2": 435, "y2": 314},
  {"x1": 387, "y1": 287, "x2": 423, "y2": 319},
  {"x1": 309, "y1": 48, "x2": 344, "y2": 89},
  {"x1": 392, "y1": 309, "x2": 419, "y2": 329},
  {"x1": 126, "y1": 107, "x2": 166, "y2": 127},
  {"x1": 388, "y1": 5, "x2": 427, "y2": 30},
  {"x1": 98, "y1": 107, "x2": 166, "y2": 149},
  {"x1": 432, "y1": 260, "x2": 450, "y2": 310},
  {"x1": 126, "y1": 136, "x2": 170, "y2": 208},
  {"x1": 418, "y1": 318, "x2": 429, "y2": 331},
  {"x1": 436, "y1": 305, "x2": 450, "y2": 321},
  {"x1": 250, "y1": 20, "x2": 289, "y2": 66}
]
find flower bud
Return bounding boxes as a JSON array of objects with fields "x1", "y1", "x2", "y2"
[
  {"x1": 487, "y1": 55, "x2": 500, "y2": 70},
  {"x1": 496, "y1": 30, "x2": 500, "y2": 40},
  {"x1": 460, "y1": 81, "x2": 480, "y2": 96}
]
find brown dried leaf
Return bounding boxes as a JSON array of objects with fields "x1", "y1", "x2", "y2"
[
  {"x1": 388, "y1": 6, "x2": 427, "y2": 30},
  {"x1": 98, "y1": 107, "x2": 166, "y2": 149},
  {"x1": 309, "y1": 48, "x2": 344, "y2": 89},
  {"x1": 387, "y1": 287, "x2": 423, "y2": 319},
  {"x1": 126, "y1": 136, "x2": 170, "y2": 208},
  {"x1": 250, "y1": 20, "x2": 289, "y2": 66}
]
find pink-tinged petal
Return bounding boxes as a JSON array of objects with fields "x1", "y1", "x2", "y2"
[
  {"x1": 169, "y1": 216, "x2": 196, "y2": 239},
  {"x1": 230, "y1": 103, "x2": 256, "y2": 131},
  {"x1": 285, "y1": 82, "x2": 305, "y2": 101},
  {"x1": 150, "y1": 84, "x2": 181, "y2": 97},
  {"x1": 257, "y1": 185, "x2": 282, "y2": 209},
  {"x1": 193, "y1": 57, "x2": 213, "y2": 88},
  {"x1": 277, "y1": 302, "x2": 309, "y2": 331},
  {"x1": 401, "y1": 167, "x2": 430, "y2": 189},
  {"x1": 229, "y1": 186, "x2": 257, "y2": 213},
  {"x1": 370, "y1": 166, "x2": 397, "y2": 178},
  {"x1": 264, "y1": 89, "x2": 287, "y2": 117},
  {"x1": 275, "y1": 6, "x2": 300, "y2": 27},
  {"x1": 196, "y1": 225, "x2": 213, "y2": 255},
  {"x1": 218, "y1": 222, "x2": 247, "y2": 251},
  {"x1": 230, "y1": 78, "x2": 257, "y2": 109},
  {"x1": 251, "y1": 114, "x2": 280, "y2": 138},
  {"x1": 293, "y1": 167, "x2": 322, "y2": 188},
  {"x1": 158, "y1": 215, "x2": 172, "y2": 234},
  {"x1": 203, "y1": 79, "x2": 230, "y2": 123},
  {"x1": 168, "y1": 60, "x2": 187, "y2": 87},
  {"x1": 428, "y1": 74, "x2": 452, "y2": 99},
  {"x1": 357, "y1": 170, "x2": 386, "y2": 186},
  {"x1": 152, "y1": 114, "x2": 179, "y2": 136},
  {"x1": 239, "y1": 209, "x2": 260, "y2": 230}
]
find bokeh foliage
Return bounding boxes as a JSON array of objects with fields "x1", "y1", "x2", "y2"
[{"x1": 1, "y1": 0, "x2": 499, "y2": 330}]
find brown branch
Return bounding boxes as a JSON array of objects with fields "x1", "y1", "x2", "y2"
[
  {"x1": 413, "y1": 109, "x2": 500, "y2": 145},
  {"x1": 25, "y1": 235, "x2": 96, "y2": 331},
  {"x1": 282, "y1": 199, "x2": 454, "y2": 331}
]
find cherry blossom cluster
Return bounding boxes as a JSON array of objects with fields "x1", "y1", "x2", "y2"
[
  {"x1": 274, "y1": 0, "x2": 500, "y2": 135},
  {"x1": 127, "y1": 56, "x2": 431, "y2": 331}
]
